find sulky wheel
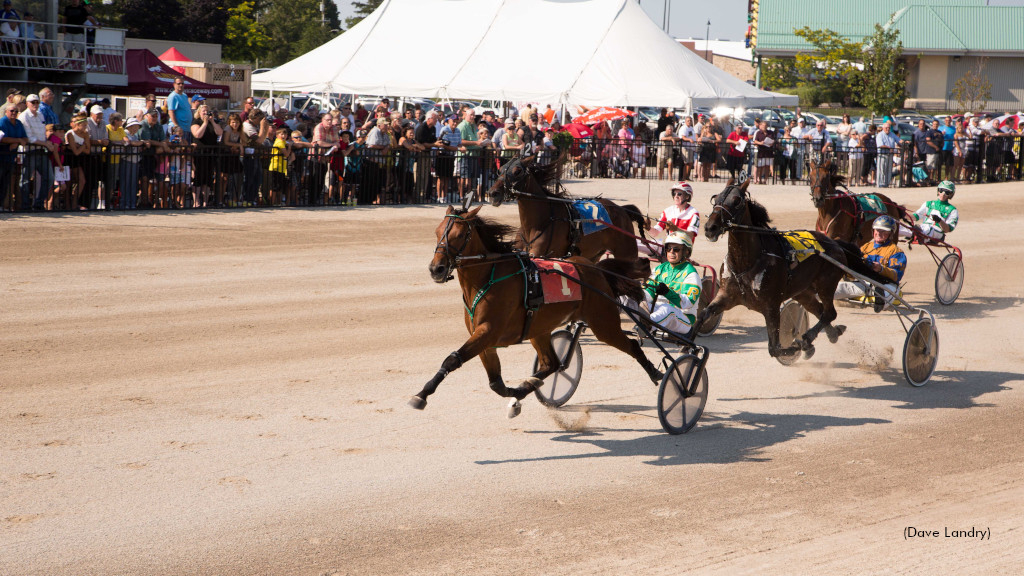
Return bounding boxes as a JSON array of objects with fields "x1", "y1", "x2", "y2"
[
  {"x1": 532, "y1": 329, "x2": 583, "y2": 407},
  {"x1": 657, "y1": 354, "x2": 708, "y2": 435},
  {"x1": 903, "y1": 316, "x2": 939, "y2": 387},
  {"x1": 776, "y1": 299, "x2": 809, "y2": 366},
  {"x1": 935, "y1": 253, "x2": 964, "y2": 305},
  {"x1": 697, "y1": 275, "x2": 724, "y2": 336}
]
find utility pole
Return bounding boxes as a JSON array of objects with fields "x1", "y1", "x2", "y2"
[{"x1": 705, "y1": 20, "x2": 711, "y2": 61}]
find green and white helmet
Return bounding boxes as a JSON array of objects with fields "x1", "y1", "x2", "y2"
[{"x1": 938, "y1": 180, "x2": 955, "y2": 196}]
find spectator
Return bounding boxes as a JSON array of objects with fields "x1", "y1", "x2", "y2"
[
  {"x1": 852, "y1": 116, "x2": 867, "y2": 136},
  {"x1": 64, "y1": 114, "x2": 90, "y2": 210},
  {"x1": 311, "y1": 112, "x2": 339, "y2": 205},
  {"x1": 363, "y1": 117, "x2": 391, "y2": 204},
  {"x1": 848, "y1": 129, "x2": 864, "y2": 187},
  {"x1": 456, "y1": 107, "x2": 481, "y2": 203},
  {"x1": 118, "y1": 117, "x2": 143, "y2": 209},
  {"x1": 697, "y1": 124, "x2": 716, "y2": 182},
  {"x1": 413, "y1": 110, "x2": 440, "y2": 199},
  {"x1": 268, "y1": 126, "x2": 291, "y2": 207},
  {"x1": 191, "y1": 103, "x2": 222, "y2": 207},
  {"x1": 807, "y1": 119, "x2": 832, "y2": 164},
  {"x1": 134, "y1": 93, "x2": 158, "y2": 123},
  {"x1": 952, "y1": 121, "x2": 967, "y2": 182},
  {"x1": 789, "y1": 117, "x2": 807, "y2": 180},
  {"x1": 724, "y1": 125, "x2": 748, "y2": 180},
  {"x1": 776, "y1": 125, "x2": 793, "y2": 185},
  {"x1": 45, "y1": 123, "x2": 65, "y2": 210},
  {"x1": 875, "y1": 122, "x2": 899, "y2": 188},
  {"x1": 104, "y1": 112, "x2": 126, "y2": 207},
  {"x1": 166, "y1": 76, "x2": 192, "y2": 139},
  {"x1": 138, "y1": 110, "x2": 168, "y2": 209},
  {"x1": 435, "y1": 115, "x2": 460, "y2": 203},
  {"x1": 677, "y1": 115, "x2": 695, "y2": 180},
  {"x1": 0, "y1": 87, "x2": 19, "y2": 116},
  {"x1": 0, "y1": 103, "x2": 29, "y2": 211},
  {"x1": 241, "y1": 109, "x2": 272, "y2": 207},
  {"x1": 862, "y1": 124, "x2": 878, "y2": 186},
  {"x1": 38, "y1": 87, "x2": 60, "y2": 126},
  {"x1": 656, "y1": 108, "x2": 677, "y2": 138},
  {"x1": 912, "y1": 119, "x2": 929, "y2": 171},
  {"x1": 62, "y1": 0, "x2": 89, "y2": 60},
  {"x1": 0, "y1": 0, "x2": 21, "y2": 65},
  {"x1": 924, "y1": 119, "x2": 944, "y2": 183},
  {"x1": 837, "y1": 114, "x2": 853, "y2": 165},
  {"x1": 939, "y1": 115, "x2": 956, "y2": 180},
  {"x1": 165, "y1": 125, "x2": 190, "y2": 208},
  {"x1": 86, "y1": 104, "x2": 109, "y2": 209},
  {"x1": 98, "y1": 97, "x2": 114, "y2": 125},
  {"x1": 397, "y1": 125, "x2": 419, "y2": 203},
  {"x1": 19, "y1": 93, "x2": 56, "y2": 211},
  {"x1": 753, "y1": 120, "x2": 773, "y2": 185},
  {"x1": 707, "y1": 116, "x2": 724, "y2": 178},
  {"x1": 658, "y1": 124, "x2": 678, "y2": 180},
  {"x1": 239, "y1": 96, "x2": 256, "y2": 123},
  {"x1": 220, "y1": 113, "x2": 246, "y2": 207}
]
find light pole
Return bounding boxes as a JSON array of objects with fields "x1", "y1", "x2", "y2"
[{"x1": 705, "y1": 20, "x2": 711, "y2": 61}]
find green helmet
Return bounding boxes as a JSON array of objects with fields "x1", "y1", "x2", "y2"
[{"x1": 938, "y1": 180, "x2": 955, "y2": 197}]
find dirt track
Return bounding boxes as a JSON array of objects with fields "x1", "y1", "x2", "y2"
[{"x1": 2, "y1": 179, "x2": 1023, "y2": 575}]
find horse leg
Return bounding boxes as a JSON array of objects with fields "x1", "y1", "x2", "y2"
[
  {"x1": 478, "y1": 347, "x2": 537, "y2": 419},
  {"x1": 695, "y1": 276, "x2": 740, "y2": 330},
  {"x1": 587, "y1": 313, "x2": 663, "y2": 384},
  {"x1": 409, "y1": 331, "x2": 498, "y2": 410},
  {"x1": 790, "y1": 290, "x2": 840, "y2": 358},
  {"x1": 764, "y1": 304, "x2": 801, "y2": 358},
  {"x1": 792, "y1": 292, "x2": 846, "y2": 344}
]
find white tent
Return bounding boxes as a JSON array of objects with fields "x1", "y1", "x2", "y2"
[{"x1": 252, "y1": 0, "x2": 797, "y2": 110}]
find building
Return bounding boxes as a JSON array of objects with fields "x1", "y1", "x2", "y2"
[
  {"x1": 677, "y1": 39, "x2": 756, "y2": 84},
  {"x1": 749, "y1": 0, "x2": 1024, "y2": 110}
]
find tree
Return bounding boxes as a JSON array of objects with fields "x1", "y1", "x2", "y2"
[
  {"x1": 854, "y1": 22, "x2": 907, "y2": 117},
  {"x1": 182, "y1": 0, "x2": 233, "y2": 45},
  {"x1": 118, "y1": 0, "x2": 185, "y2": 40},
  {"x1": 224, "y1": 1, "x2": 270, "y2": 64},
  {"x1": 950, "y1": 57, "x2": 992, "y2": 113},
  {"x1": 345, "y1": 0, "x2": 383, "y2": 31},
  {"x1": 760, "y1": 57, "x2": 799, "y2": 91},
  {"x1": 260, "y1": 0, "x2": 341, "y2": 66},
  {"x1": 792, "y1": 27, "x2": 862, "y2": 102}
]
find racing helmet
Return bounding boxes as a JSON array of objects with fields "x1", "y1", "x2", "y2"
[
  {"x1": 671, "y1": 181, "x2": 693, "y2": 201},
  {"x1": 938, "y1": 180, "x2": 956, "y2": 197},
  {"x1": 664, "y1": 232, "x2": 693, "y2": 257},
  {"x1": 872, "y1": 215, "x2": 895, "y2": 232}
]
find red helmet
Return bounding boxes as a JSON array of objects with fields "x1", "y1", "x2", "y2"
[{"x1": 671, "y1": 181, "x2": 693, "y2": 199}]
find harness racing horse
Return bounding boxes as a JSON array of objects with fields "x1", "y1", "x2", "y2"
[
  {"x1": 487, "y1": 153, "x2": 646, "y2": 261},
  {"x1": 808, "y1": 158, "x2": 908, "y2": 244},
  {"x1": 698, "y1": 179, "x2": 891, "y2": 359},
  {"x1": 410, "y1": 206, "x2": 663, "y2": 415}
]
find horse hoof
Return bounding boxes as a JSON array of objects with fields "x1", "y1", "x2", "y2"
[
  {"x1": 523, "y1": 377, "x2": 542, "y2": 391},
  {"x1": 507, "y1": 399, "x2": 522, "y2": 419},
  {"x1": 803, "y1": 346, "x2": 816, "y2": 360},
  {"x1": 408, "y1": 396, "x2": 427, "y2": 410},
  {"x1": 828, "y1": 325, "x2": 847, "y2": 344}
]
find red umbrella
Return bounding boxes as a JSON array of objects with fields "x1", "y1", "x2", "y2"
[
  {"x1": 573, "y1": 106, "x2": 635, "y2": 125},
  {"x1": 996, "y1": 113, "x2": 1022, "y2": 130},
  {"x1": 563, "y1": 122, "x2": 594, "y2": 138}
]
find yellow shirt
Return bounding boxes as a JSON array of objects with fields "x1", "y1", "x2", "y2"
[
  {"x1": 106, "y1": 124, "x2": 127, "y2": 164},
  {"x1": 270, "y1": 137, "x2": 288, "y2": 174}
]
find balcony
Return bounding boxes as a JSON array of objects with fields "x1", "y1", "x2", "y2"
[{"x1": 0, "y1": 20, "x2": 126, "y2": 86}]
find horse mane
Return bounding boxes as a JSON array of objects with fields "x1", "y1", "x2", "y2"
[
  {"x1": 829, "y1": 172, "x2": 847, "y2": 190},
  {"x1": 462, "y1": 212, "x2": 518, "y2": 253},
  {"x1": 746, "y1": 196, "x2": 773, "y2": 228},
  {"x1": 529, "y1": 154, "x2": 569, "y2": 198}
]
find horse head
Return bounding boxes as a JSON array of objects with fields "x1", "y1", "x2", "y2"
[
  {"x1": 808, "y1": 158, "x2": 837, "y2": 208},
  {"x1": 705, "y1": 178, "x2": 751, "y2": 242},
  {"x1": 430, "y1": 205, "x2": 483, "y2": 283},
  {"x1": 487, "y1": 153, "x2": 537, "y2": 207}
]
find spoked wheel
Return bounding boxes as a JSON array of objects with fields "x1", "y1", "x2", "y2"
[
  {"x1": 776, "y1": 300, "x2": 809, "y2": 366},
  {"x1": 657, "y1": 354, "x2": 708, "y2": 435},
  {"x1": 697, "y1": 276, "x2": 723, "y2": 336},
  {"x1": 903, "y1": 317, "x2": 939, "y2": 387},
  {"x1": 935, "y1": 253, "x2": 964, "y2": 305},
  {"x1": 532, "y1": 329, "x2": 583, "y2": 407}
]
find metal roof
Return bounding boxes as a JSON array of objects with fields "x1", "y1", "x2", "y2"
[
  {"x1": 753, "y1": 0, "x2": 993, "y2": 55},
  {"x1": 885, "y1": 6, "x2": 1024, "y2": 54}
]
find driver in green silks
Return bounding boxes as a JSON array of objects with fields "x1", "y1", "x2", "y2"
[{"x1": 640, "y1": 233, "x2": 702, "y2": 336}]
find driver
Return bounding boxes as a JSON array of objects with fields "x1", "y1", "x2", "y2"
[
  {"x1": 640, "y1": 181, "x2": 700, "y2": 258},
  {"x1": 835, "y1": 215, "x2": 907, "y2": 312},
  {"x1": 637, "y1": 233, "x2": 702, "y2": 336},
  {"x1": 899, "y1": 180, "x2": 959, "y2": 241}
]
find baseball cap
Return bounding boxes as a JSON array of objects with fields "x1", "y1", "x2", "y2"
[
  {"x1": 798, "y1": 117, "x2": 806, "y2": 123},
  {"x1": 26, "y1": 94, "x2": 39, "y2": 103},
  {"x1": 100, "y1": 97, "x2": 110, "y2": 104},
  {"x1": 191, "y1": 95, "x2": 205, "y2": 102},
  {"x1": 356, "y1": 129, "x2": 368, "y2": 137},
  {"x1": 6, "y1": 87, "x2": 20, "y2": 96},
  {"x1": 90, "y1": 105, "x2": 103, "y2": 114},
  {"x1": 125, "y1": 118, "x2": 141, "y2": 128}
]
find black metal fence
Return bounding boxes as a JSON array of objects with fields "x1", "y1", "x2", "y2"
[{"x1": 2, "y1": 135, "x2": 1020, "y2": 212}]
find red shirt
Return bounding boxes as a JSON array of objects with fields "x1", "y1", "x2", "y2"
[{"x1": 727, "y1": 131, "x2": 748, "y2": 157}]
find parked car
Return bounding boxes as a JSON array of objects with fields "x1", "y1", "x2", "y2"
[{"x1": 744, "y1": 108, "x2": 787, "y2": 130}]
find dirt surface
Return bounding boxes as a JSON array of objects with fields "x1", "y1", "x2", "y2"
[{"x1": 2, "y1": 179, "x2": 1023, "y2": 575}]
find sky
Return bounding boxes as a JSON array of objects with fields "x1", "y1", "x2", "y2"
[{"x1": 334, "y1": 0, "x2": 1024, "y2": 42}]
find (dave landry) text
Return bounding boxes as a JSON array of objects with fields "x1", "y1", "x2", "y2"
[{"x1": 904, "y1": 527, "x2": 990, "y2": 540}]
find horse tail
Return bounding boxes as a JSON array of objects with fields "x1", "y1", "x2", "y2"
[
  {"x1": 833, "y1": 239, "x2": 893, "y2": 286},
  {"x1": 620, "y1": 203, "x2": 647, "y2": 236},
  {"x1": 596, "y1": 257, "x2": 648, "y2": 302}
]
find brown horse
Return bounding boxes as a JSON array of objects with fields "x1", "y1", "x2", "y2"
[
  {"x1": 487, "y1": 153, "x2": 646, "y2": 261},
  {"x1": 808, "y1": 158, "x2": 908, "y2": 244},
  {"x1": 699, "y1": 179, "x2": 891, "y2": 358},
  {"x1": 410, "y1": 205, "x2": 663, "y2": 415}
]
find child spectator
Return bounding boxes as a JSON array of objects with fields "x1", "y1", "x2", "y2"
[{"x1": 268, "y1": 126, "x2": 292, "y2": 206}]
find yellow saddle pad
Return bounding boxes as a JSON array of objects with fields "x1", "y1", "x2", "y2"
[{"x1": 781, "y1": 231, "x2": 823, "y2": 264}]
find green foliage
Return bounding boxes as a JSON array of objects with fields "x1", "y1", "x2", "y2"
[
  {"x1": 853, "y1": 22, "x2": 907, "y2": 117},
  {"x1": 760, "y1": 58, "x2": 798, "y2": 91},
  {"x1": 345, "y1": 0, "x2": 384, "y2": 31},
  {"x1": 950, "y1": 57, "x2": 992, "y2": 113},
  {"x1": 551, "y1": 131, "x2": 573, "y2": 152},
  {"x1": 225, "y1": 1, "x2": 270, "y2": 64},
  {"x1": 260, "y1": 0, "x2": 340, "y2": 66},
  {"x1": 792, "y1": 27, "x2": 862, "y2": 101}
]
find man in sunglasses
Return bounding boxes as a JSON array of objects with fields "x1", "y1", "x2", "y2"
[
  {"x1": 900, "y1": 180, "x2": 959, "y2": 241},
  {"x1": 166, "y1": 76, "x2": 192, "y2": 141},
  {"x1": 639, "y1": 181, "x2": 699, "y2": 257},
  {"x1": 638, "y1": 233, "x2": 702, "y2": 337}
]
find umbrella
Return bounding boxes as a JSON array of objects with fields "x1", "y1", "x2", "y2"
[
  {"x1": 996, "y1": 113, "x2": 1022, "y2": 130},
  {"x1": 563, "y1": 122, "x2": 594, "y2": 138},
  {"x1": 573, "y1": 106, "x2": 635, "y2": 125}
]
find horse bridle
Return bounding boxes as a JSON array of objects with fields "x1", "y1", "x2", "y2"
[
  {"x1": 433, "y1": 213, "x2": 474, "y2": 282},
  {"x1": 809, "y1": 164, "x2": 848, "y2": 208},
  {"x1": 709, "y1": 185, "x2": 743, "y2": 228}
]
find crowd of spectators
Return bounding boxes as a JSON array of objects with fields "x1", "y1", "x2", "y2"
[{"x1": 2, "y1": 83, "x2": 1023, "y2": 213}]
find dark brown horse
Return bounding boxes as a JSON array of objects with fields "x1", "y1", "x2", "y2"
[
  {"x1": 487, "y1": 153, "x2": 646, "y2": 261},
  {"x1": 699, "y1": 179, "x2": 891, "y2": 358},
  {"x1": 808, "y1": 158, "x2": 908, "y2": 245},
  {"x1": 410, "y1": 205, "x2": 663, "y2": 415}
]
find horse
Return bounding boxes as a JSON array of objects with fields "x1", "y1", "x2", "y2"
[
  {"x1": 486, "y1": 153, "x2": 646, "y2": 262},
  {"x1": 410, "y1": 205, "x2": 663, "y2": 415},
  {"x1": 808, "y1": 157, "x2": 908, "y2": 245},
  {"x1": 698, "y1": 179, "x2": 891, "y2": 358}
]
